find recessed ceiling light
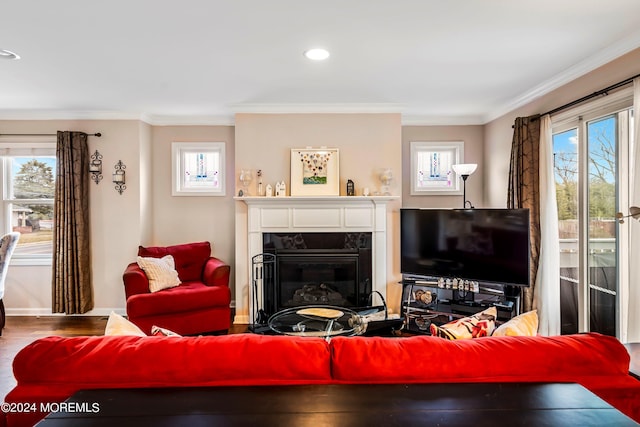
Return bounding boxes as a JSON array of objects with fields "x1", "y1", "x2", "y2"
[
  {"x1": 0, "y1": 49, "x2": 20, "y2": 60},
  {"x1": 304, "y1": 48, "x2": 330, "y2": 61}
]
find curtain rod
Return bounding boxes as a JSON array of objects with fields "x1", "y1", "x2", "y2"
[
  {"x1": 0, "y1": 132, "x2": 101, "y2": 137},
  {"x1": 540, "y1": 72, "x2": 640, "y2": 118}
]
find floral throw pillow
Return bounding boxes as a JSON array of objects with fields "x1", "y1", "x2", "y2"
[
  {"x1": 150, "y1": 325, "x2": 182, "y2": 337},
  {"x1": 430, "y1": 306, "x2": 497, "y2": 340}
]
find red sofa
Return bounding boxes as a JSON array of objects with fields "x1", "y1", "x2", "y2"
[
  {"x1": 3, "y1": 332, "x2": 639, "y2": 426},
  {"x1": 123, "y1": 241, "x2": 231, "y2": 335}
]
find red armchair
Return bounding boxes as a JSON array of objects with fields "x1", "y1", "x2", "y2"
[{"x1": 123, "y1": 241, "x2": 231, "y2": 335}]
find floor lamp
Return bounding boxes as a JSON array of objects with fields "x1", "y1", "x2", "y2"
[{"x1": 452, "y1": 163, "x2": 477, "y2": 209}]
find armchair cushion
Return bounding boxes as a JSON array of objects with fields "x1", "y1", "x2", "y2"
[
  {"x1": 127, "y1": 281, "x2": 231, "y2": 318},
  {"x1": 138, "y1": 241, "x2": 211, "y2": 282}
]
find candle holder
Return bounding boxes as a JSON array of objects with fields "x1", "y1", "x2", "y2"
[
  {"x1": 257, "y1": 169, "x2": 263, "y2": 196},
  {"x1": 89, "y1": 150, "x2": 103, "y2": 184},
  {"x1": 112, "y1": 160, "x2": 126, "y2": 195}
]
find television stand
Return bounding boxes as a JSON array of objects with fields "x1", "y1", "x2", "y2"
[{"x1": 400, "y1": 277, "x2": 519, "y2": 334}]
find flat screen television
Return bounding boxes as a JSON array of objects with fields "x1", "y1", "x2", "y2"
[{"x1": 400, "y1": 208, "x2": 530, "y2": 287}]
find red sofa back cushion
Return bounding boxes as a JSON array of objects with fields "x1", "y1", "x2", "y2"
[
  {"x1": 330, "y1": 333, "x2": 630, "y2": 383},
  {"x1": 6, "y1": 334, "x2": 331, "y2": 427},
  {"x1": 12, "y1": 334, "x2": 332, "y2": 388},
  {"x1": 138, "y1": 241, "x2": 211, "y2": 282}
]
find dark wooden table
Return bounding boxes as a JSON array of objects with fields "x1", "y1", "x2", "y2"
[{"x1": 38, "y1": 382, "x2": 638, "y2": 426}]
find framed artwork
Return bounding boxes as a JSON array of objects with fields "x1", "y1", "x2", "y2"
[
  {"x1": 290, "y1": 148, "x2": 340, "y2": 196},
  {"x1": 410, "y1": 141, "x2": 464, "y2": 195},
  {"x1": 172, "y1": 142, "x2": 226, "y2": 196}
]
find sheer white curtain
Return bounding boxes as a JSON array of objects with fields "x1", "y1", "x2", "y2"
[
  {"x1": 625, "y1": 78, "x2": 640, "y2": 343},
  {"x1": 534, "y1": 115, "x2": 561, "y2": 335}
]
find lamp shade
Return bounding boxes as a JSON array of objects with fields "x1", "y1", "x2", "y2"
[{"x1": 452, "y1": 163, "x2": 477, "y2": 176}]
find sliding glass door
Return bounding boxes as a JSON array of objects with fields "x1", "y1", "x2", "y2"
[
  {"x1": 553, "y1": 101, "x2": 633, "y2": 337},
  {"x1": 586, "y1": 115, "x2": 618, "y2": 336},
  {"x1": 554, "y1": 127, "x2": 580, "y2": 334}
]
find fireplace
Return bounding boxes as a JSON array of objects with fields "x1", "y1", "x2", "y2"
[
  {"x1": 262, "y1": 232, "x2": 372, "y2": 315},
  {"x1": 235, "y1": 196, "x2": 395, "y2": 325}
]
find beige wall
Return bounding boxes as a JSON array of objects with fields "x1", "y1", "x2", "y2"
[
  {"x1": 138, "y1": 121, "x2": 153, "y2": 246},
  {"x1": 234, "y1": 113, "x2": 402, "y2": 195},
  {"x1": 149, "y1": 126, "x2": 236, "y2": 290},
  {"x1": 233, "y1": 113, "x2": 404, "y2": 319},
  {"x1": 0, "y1": 120, "x2": 145, "y2": 315},
  {"x1": 402, "y1": 125, "x2": 484, "y2": 209},
  {"x1": 484, "y1": 47, "x2": 640, "y2": 206},
  {"x1": 1, "y1": 120, "x2": 237, "y2": 316}
]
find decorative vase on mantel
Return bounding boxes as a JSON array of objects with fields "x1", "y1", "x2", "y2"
[
  {"x1": 379, "y1": 168, "x2": 393, "y2": 196},
  {"x1": 239, "y1": 169, "x2": 253, "y2": 196}
]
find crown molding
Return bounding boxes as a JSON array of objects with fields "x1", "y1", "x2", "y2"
[
  {"x1": 230, "y1": 103, "x2": 405, "y2": 114},
  {"x1": 401, "y1": 114, "x2": 485, "y2": 126},
  {"x1": 140, "y1": 113, "x2": 235, "y2": 126},
  {"x1": 0, "y1": 110, "x2": 142, "y2": 121},
  {"x1": 483, "y1": 29, "x2": 640, "y2": 124},
  {"x1": 0, "y1": 110, "x2": 235, "y2": 126}
]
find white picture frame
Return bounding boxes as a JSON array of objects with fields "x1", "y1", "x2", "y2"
[
  {"x1": 410, "y1": 141, "x2": 464, "y2": 195},
  {"x1": 290, "y1": 148, "x2": 340, "y2": 196},
  {"x1": 172, "y1": 142, "x2": 226, "y2": 196}
]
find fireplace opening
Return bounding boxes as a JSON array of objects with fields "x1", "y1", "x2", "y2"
[{"x1": 262, "y1": 232, "x2": 372, "y2": 315}]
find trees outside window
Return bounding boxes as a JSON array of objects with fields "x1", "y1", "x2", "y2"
[{"x1": 2, "y1": 155, "x2": 56, "y2": 263}]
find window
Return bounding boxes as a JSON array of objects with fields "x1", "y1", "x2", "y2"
[
  {"x1": 552, "y1": 89, "x2": 634, "y2": 337},
  {"x1": 0, "y1": 142, "x2": 56, "y2": 265},
  {"x1": 409, "y1": 141, "x2": 464, "y2": 195},
  {"x1": 171, "y1": 142, "x2": 225, "y2": 196}
]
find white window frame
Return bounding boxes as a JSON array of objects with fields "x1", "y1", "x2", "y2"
[
  {"x1": 0, "y1": 139, "x2": 56, "y2": 266},
  {"x1": 171, "y1": 142, "x2": 226, "y2": 196},
  {"x1": 409, "y1": 140, "x2": 464, "y2": 195}
]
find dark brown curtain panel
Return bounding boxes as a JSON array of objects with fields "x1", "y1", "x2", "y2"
[
  {"x1": 52, "y1": 131, "x2": 93, "y2": 314},
  {"x1": 507, "y1": 116, "x2": 541, "y2": 313}
]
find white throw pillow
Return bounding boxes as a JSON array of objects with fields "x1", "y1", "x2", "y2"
[
  {"x1": 137, "y1": 255, "x2": 181, "y2": 292},
  {"x1": 104, "y1": 311, "x2": 146, "y2": 336}
]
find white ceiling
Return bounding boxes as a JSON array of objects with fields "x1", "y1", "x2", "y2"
[{"x1": 2, "y1": 0, "x2": 640, "y2": 125}]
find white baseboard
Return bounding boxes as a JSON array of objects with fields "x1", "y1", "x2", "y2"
[{"x1": 234, "y1": 314, "x2": 249, "y2": 324}]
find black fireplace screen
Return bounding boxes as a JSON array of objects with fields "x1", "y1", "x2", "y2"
[
  {"x1": 278, "y1": 254, "x2": 357, "y2": 308},
  {"x1": 263, "y1": 232, "x2": 372, "y2": 315}
]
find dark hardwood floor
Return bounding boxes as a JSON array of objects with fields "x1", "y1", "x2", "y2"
[
  {"x1": 0, "y1": 315, "x2": 247, "y2": 403},
  {"x1": 0, "y1": 316, "x2": 108, "y2": 402}
]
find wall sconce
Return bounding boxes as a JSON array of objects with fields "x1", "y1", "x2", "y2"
[
  {"x1": 452, "y1": 163, "x2": 477, "y2": 209},
  {"x1": 112, "y1": 160, "x2": 126, "y2": 194},
  {"x1": 89, "y1": 150, "x2": 103, "y2": 184},
  {"x1": 616, "y1": 206, "x2": 640, "y2": 223}
]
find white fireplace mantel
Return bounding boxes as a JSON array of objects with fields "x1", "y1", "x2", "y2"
[{"x1": 234, "y1": 196, "x2": 397, "y2": 324}]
